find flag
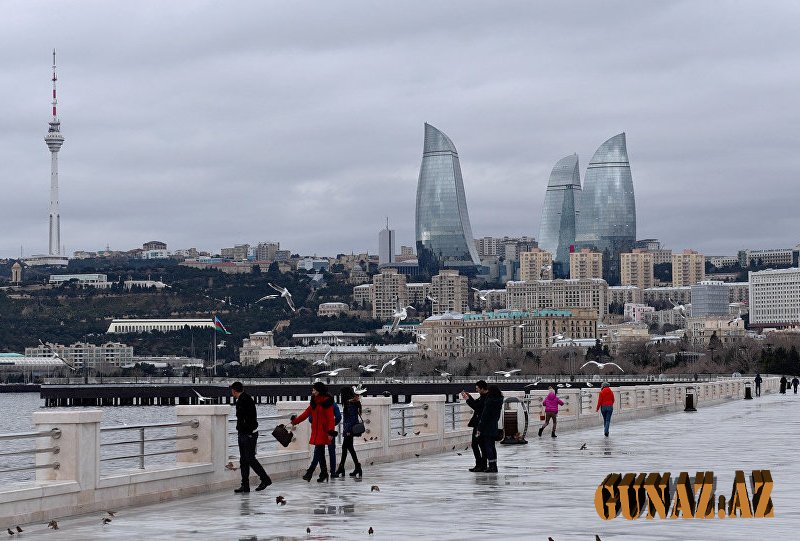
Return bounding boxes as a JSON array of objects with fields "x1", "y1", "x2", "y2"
[{"x1": 214, "y1": 316, "x2": 231, "y2": 335}]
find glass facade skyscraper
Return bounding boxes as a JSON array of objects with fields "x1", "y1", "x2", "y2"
[
  {"x1": 538, "y1": 154, "x2": 581, "y2": 277},
  {"x1": 415, "y1": 123, "x2": 481, "y2": 276},
  {"x1": 575, "y1": 133, "x2": 636, "y2": 285}
]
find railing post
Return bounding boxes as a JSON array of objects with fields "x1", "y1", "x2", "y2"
[
  {"x1": 139, "y1": 427, "x2": 145, "y2": 469},
  {"x1": 414, "y1": 395, "x2": 445, "y2": 442},
  {"x1": 32, "y1": 409, "x2": 102, "y2": 490},
  {"x1": 274, "y1": 400, "x2": 312, "y2": 452},
  {"x1": 360, "y1": 396, "x2": 391, "y2": 458},
  {"x1": 175, "y1": 405, "x2": 228, "y2": 470}
]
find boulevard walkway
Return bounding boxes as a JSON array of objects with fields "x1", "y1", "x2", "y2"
[{"x1": 13, "y1": 393, "x2": 800, "y2": 540}]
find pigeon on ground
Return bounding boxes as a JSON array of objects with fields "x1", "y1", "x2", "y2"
[
  {"x1": 371, "y1": 485, "x2": 380, "y2": 492},
  {"x1": 102, "y1": 518, "x2": 112, "y2": 525},
  {"x1": 47, "y1": 521, "x2": 59, "y2": 530},
  {"x1": 276, "y1": 495, "x2": 286, "y2": 505},
  {"x1": 306, "y1": 527, "x2": 311, "y2": 534},
  {"x1": 14, "y1": 528, "x2": 21, "y2": 534},
  {"x1": 7, "y1": 528, "x2": 14, "y2": 536},
  {"x1": 106, "y1": 511, "x2": 116, "y2": 517},
  {"x1": 225, "y1": 462, "x2": 237, "y2": 471},
  {"x1": 369, "y1": 527, "x2": 374, "y2": 535},
  {"x1": 580, "y1": 443, "x2": 587, "y2": 450}
]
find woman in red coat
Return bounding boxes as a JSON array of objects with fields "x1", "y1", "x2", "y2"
[
  {"x1": 290, "y1": 381, "x2": 336, "y2": 482},
  {"x1": 596, "y1": 382, "x2": 615, "y2": 437}
]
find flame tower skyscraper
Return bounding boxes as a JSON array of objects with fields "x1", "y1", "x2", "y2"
[{"x1": 45, "y1": 49, "x2": 65, "y2": 258}]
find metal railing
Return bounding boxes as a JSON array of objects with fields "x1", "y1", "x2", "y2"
[
  {"x1": 444, "y1": 402, "x2": 471, "y2": 432},
  {"x1": 100, "y1": 420, "x2": 198, "y2": 470},
  {"x1": 390, "y1": 403, "x2": 428, "y2": 437},
  {"x1": 0, "y1": 428, "x2": 62, "y2": 475}
]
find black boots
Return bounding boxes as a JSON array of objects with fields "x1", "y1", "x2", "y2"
[
  {"x1": 551, "y1": 432, "x2": 557, "y2": 438},
  {"x1": 485, "y1": 462, "x2": 498, "y2": 473},
  {"x1": 302, "y1": 468, "x2": 314, "y2": 482},
  {"x1": 349, "y1": 463, "x2": 362, "y2": 478},
  {"x1": 234, "y1": 485, "x2": 250, "y2": 493},
  {"x1": 332, "y1": 465, "x2": 346, "y2": 478},
  {"x1": 317, "y1": 469, "x2": 329, "y2": 483},
  {"x1": 469, "y1": 460, "x2": 487, "y2": 472},
  {"x1": 255, "y1": 477, "x2": 272, "y2": 491},
  {"x1": 538, "y1": 426, "x2": 544, "y2": 437}
]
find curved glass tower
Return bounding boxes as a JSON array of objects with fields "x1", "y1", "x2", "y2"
[
  {"x1": 575, "y1": 133, "x2": 636, "y2": 285},
  {"x1": 415, "y1": 123, "x2": 481, "y2": 276},
  {"x1": 538, "y1": 154, "x2": 581, "y2": 276}
]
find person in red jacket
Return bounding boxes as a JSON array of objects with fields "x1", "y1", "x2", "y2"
[
  {"x1": 596, "y1": 382, "x2": 615, "y2": 437},
  {"x1": 290, "y1": 382, "x2": 337, "y2": 482}
]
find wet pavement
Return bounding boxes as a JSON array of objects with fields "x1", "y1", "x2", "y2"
[{"x1": 11, "y1": 393, "x2": 800, "y2": 540}]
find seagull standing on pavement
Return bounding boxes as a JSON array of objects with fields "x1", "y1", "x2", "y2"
[{"x1": 268, "y1": 282, "x2": 296, "y2": 312}]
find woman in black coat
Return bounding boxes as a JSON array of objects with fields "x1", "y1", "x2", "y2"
[
  {"x1": 476, "y1": 385, "x2": 504, "y2": 473},
  {"x1": 332, "y1": 386, "x2": 363, "y2": 478}
]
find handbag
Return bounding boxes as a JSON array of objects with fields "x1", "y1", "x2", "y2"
[
  {"x1": 351, "y1": 413, "x2": 366, "y2": 436},
  {"x1": 272, "y1": 424, "x2": 293, "y2": 447}
]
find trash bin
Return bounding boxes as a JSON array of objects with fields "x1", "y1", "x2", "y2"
[
  {"x1": 684, "y1": 386, "x2": 697, "y2": 412},
  {"x1": 744, "y1": 381, "x2": 753, "y2": 400}
]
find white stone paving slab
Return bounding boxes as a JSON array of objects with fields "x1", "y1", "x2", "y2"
[{"x1": 10, "y1": 393, "x2": 800, "y2": 540}]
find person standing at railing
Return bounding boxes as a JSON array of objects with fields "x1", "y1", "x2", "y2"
[
  {"x1": 333, "y1": 386, "x2": 362, "y2": 478},
  {"x1": 754, "y1": 373, "x2": 762, "y2": 397},
  {"x1": 538, "y1": 386, "x2": 564, "y2": 438},
  {"x1": 780, "y1": 375, "x2": 788, "y2": 394},
  {"x1": 596, "y1": 382, "x2": 615, "y2": 437},
  {"x1": 290, "y1": 381, "x2": 336, "y2": 483},
  {"x1": 230, "y1": 381, "x2": 272, "y2": 493},
  {"x1": 461, "y1": 380, "x2": 488, "y2": 472},
  {"x1": 793, "y1": 376, "x2": 799, "y2": 394},
  {"x1": 475, "y1": 385, "x2": 503, "y2": 473}
]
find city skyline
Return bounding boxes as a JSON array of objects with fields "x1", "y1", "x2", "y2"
[{"x1": 2, "y1": 2, "x2": 800, "y2": 259}]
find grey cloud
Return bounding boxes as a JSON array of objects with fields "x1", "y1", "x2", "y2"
[{"x1": 1, "y1": 1, "x2": 799, "y2": 258}]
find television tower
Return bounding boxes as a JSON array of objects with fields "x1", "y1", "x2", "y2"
[{"x1": 44, "y1": 49, "x2": 64, "y2": 256}]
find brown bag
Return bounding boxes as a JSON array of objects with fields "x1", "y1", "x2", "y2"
[{"x1": 272, "y1": 424, "x2": 293, "y2": 447}]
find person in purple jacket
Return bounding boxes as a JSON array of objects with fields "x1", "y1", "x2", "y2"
[{"x1": 538, "y1": 386, "x2": 564, "y2": 438}]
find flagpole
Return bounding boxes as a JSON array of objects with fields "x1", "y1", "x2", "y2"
[{"x1": 213, "y1": 315, "x2": 217, "y2": 379}]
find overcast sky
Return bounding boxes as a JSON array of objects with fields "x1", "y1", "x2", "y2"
[{"x1": 2, "y1": 1, "x2": 799, "y2": 259}]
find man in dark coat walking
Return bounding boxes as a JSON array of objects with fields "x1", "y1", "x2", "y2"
[
  {"x1": 231, "y1": 381, "x2": 271, "y2": 493},
  {"x1": 476, "y1": 386, "x2": 504, "y2": 473},
  {"x1": 461, "y1": 380, "x2": 489, "y2": 472},
  {"x1": 754, "y1": 373, "x2": 762, "y2": 397},
  {"x1": 780, "y1": 375, "x2": 788, "y2": 394}
]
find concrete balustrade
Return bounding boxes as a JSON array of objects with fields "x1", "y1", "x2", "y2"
[{"x1": 0, "y1": 377, "x2": 780, "y2": 526}]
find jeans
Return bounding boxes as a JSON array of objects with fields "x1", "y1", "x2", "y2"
[
  {"x1": 471, "y1": 428, "x2": 484, "y2": 464},
  {"x1": 600, "y1": 406, "x2": 613, "y2": 435},
  {"x1": 327, "y1": 442, "x2": 336, "y2": 472},
  {"x1": 238, "y1": 432, "x2": 270, "y2": 487},
  {"x1": 479, "y1": 434, "x2": 497, "y2": 463},
  {"x1": 755, "y1": 384, "x2": 761, "y2": 397},
  {"x1": 339, "y1": 435, "x2": 359, "y2": 468},
  {"x1": 308, "y1": 444, "x2": 328, "y2": 474}
]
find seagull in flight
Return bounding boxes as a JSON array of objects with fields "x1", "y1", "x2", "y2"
[
  {"x1": 380, "y1": 356, "x2": 400, "y2": 373},
  {"x1": 484, "y1": 333, "x2": 502, "y2": 349},
  {"x1": 256, "y1": 294, "x2": 278, "y2": 303},
  {"x1": 354, "y1": 383, "x2": 368, "y2": 395},
  {"x1": 268, "y1": 282, "x2": 296, "y2": 312},
  {"x1": 415, "y1": 332, "x2": 427, "y2": 341},
  {"x1": 495, "y1": 369, "x2": 521, "y2": 378},
  {"x1": 471, "y1": 287, "x2": 488, "y2": 301},
  {"x1": 426, "y1": 294, "x2": 437, "y2": 303},
  {"x1": 580, "y1": 360, "x2": 624, "y2": 372},
  {"x1": 358, "y1": 364, "x2": 379, "y2": 373},
  {"x1": 524, "y1": 379, "x2": 542, "y2": 388},
  {"x1": 192, "y1": 389, "x2": 211, "y2": 403},
  {"x1": 435, "y1": 368, "x2": 452, "y2": 378},
  {"x1": 389, "y1": 297, "x2": 415, "y2": 332},
  {"x1": 313, "y1": 367, "x2": 350, "y2": 377},
  {"x1": 38, "y1": 340, "x2": 78, "y2": 371},
  {"x1": 216, "y1": 340, "x2": 226, "y2": 349},
  {"x1": 312, "y1": 347, "x2": 334, "y2": 366}
]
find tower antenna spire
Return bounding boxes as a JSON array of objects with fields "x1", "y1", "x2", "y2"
[{"x1": 51, "y1": 49, "x2": 58, "y2": 120}]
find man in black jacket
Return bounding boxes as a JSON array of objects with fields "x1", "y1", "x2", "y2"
[
  {"x1": 461, "y1": 380, "x2": 489, "y2": 472},
  {"x1": 231, "y1": 382, "x2": 271, "y2": 493}
]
